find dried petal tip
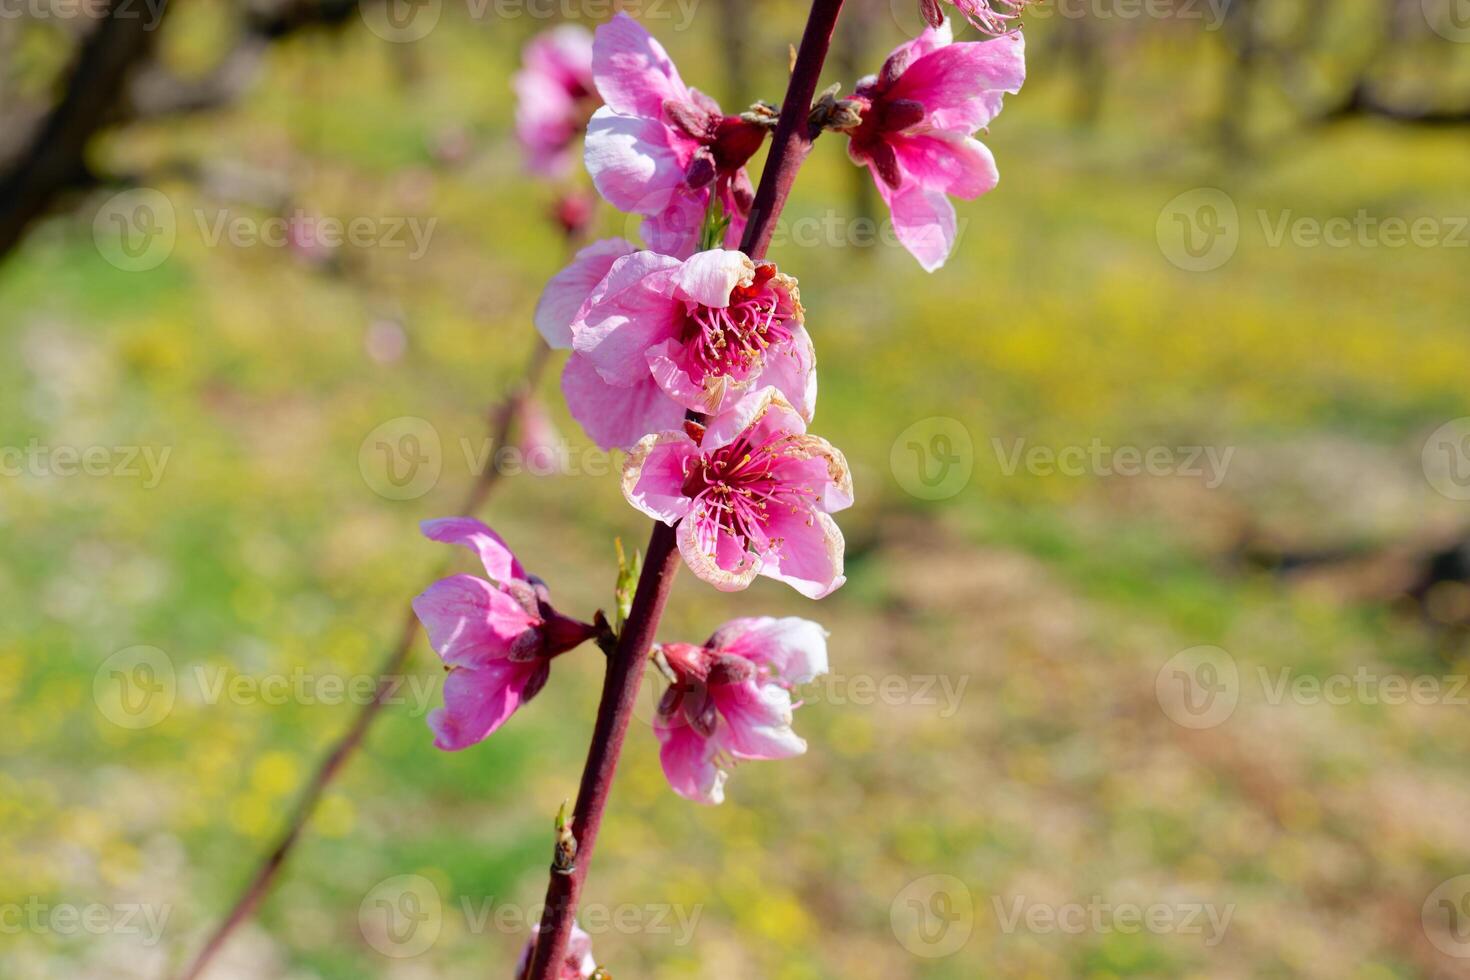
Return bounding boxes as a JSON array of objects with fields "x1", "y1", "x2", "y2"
[{"x1": 739, "y1": 100, "x2": 781, "y2": 128}]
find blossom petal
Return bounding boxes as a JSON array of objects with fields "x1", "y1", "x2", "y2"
[
  {"x1": 761, "y1": 508, "x2": 847, "y2": 599},
  {"x1": 677, "y1": 505, "x2": 761, "y2": 592},
  {"x1": 584, "y1": 108, "x2": 687, "y2": 214},
  {"x1": 534, "y1": 238, "x2": 639, "y2": 349},
  {"x1": 562, "y1": 353, "x2": 686, "y2": 452},
  {"x1": 621, "y1": 430, "x2": 700, "y2": 523},
  {"x1": 872, "y1": 168, "x2": 959, "y2": 273},
  {"x1": 892, "y1": 31, "x2": 1025, "y2": 133},
  {"x1": 891, "y1": 132, "x2": 999, "y2": 200},
  {"x1": 710, "y1": 679, "x2": 806, "y2": 760},
  {"x1": 429, "y1": 659, "x2": 539, "y2": 750},
  {"x1": 420, "y1": 517, "x2": 526, "y2": 583},
  {"x1": 571, "y1": 251, "x2": 683, "y2": 386},
  {"x1": 713, "y1": 616, "x2": 830, "y2": 686},
  {"x1": 412, "y1": 574, "x2": 538, "y2": 668},
  {"x1": 592, "y1": 12, "x2": 690, "y2": 118},
  {"x1": 655, "y1": 711, "x2": 726, "y2": 804},
  {"x1": 673, "y1": 249, "x2": 753, "y2": 308}
]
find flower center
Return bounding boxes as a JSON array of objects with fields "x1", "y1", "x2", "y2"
[
  {"x1": 679, "y1": 272, "x2": 792, "y2": 384},
  {"x1": 680, "y1": 430, "x2": 813, "y2": 554}
]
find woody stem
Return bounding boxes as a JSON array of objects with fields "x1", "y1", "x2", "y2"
[{"x1": 523, "y1": 0, "x2": 847, "y2": 976}]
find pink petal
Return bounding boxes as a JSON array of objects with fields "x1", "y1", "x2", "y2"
[
  {"x1": 534, "y1": 238, "x2": 639, "y2": 349},
  {"x1": 753, "y1": 325, "x2": 817, "y2": 422},
  {"x1": 713, "y1": 617, "x2": 830, "y2": 686},
  {"x1": 886, "y1": 19, "x2": 954, "y2": 67},
  {"x1": 760, "y1": 508, "x2": 847, "y2": 599},
  {"x1": 420, "y1": 517, "x2": 526, "y2": 583},
  {"x1": 562, "y1": 353, "x2": 686, "y2": 452},
  {"x1": 676, "y1": 503, "x2": 761, "y2": 591},
  {"x1": 872, "y1": 168, "x2": 958, "y2": 273},
  {"x1": 891, "y1": 132, "x2": 999, "y2": 199},
  {"x1": 654, "y1": 710, "x2": 726, "y2": 804},
  {"x1": 592, "y1": 12, "x2": 690, "y2": 118},
  {"x1": 429, "y1": 659, "x2": 540, "y2": 750},
  {"x1": 645, "y1": 337, "x2": 721, "y2": 415},
  {"x1": 672, "y1": 249, "x2": 753, "y2": 308},
  {"x1": 620, "y1": 430, "x2": 700, "y2": 523},
  {"x1": 892, "y1": 31, "x2": 1025, "y2": 133},
  {"x1": 584, "y1": 108, "x2": 688, "y2": 214},
  {"x1": 570, "y1": 251, "x2": 682, "y2": 387},
  {"x1": 640, "y1": 183, "x2": 712, "y2": 259},
  {"x1": 701, "y1": 387, "x2": 799, "y2": 450},
  {"x1": 412, "y1": 574, "x2": 538, "y2": 668},
  {"x1": 710, "y1": 678, "x2": 806, "y2": 761}
]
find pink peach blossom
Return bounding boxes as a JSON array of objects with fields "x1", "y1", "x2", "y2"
[
  {"x1": 514, "y1": 25, "x2": 600, "y2": 177},
  {"x1": 622, "y1": 388, "x2": 851, "y2": 598},
  {"x1": 412, "y1": 518, "x2": 595, "y2": 750},
  {"x1": 921, "y1": 0, "x2": 1031, "y2": 35},
  {"x1": 584, "y1": 13, "x2": 767, "y2": 257},
  {"x1": 515, "y1": 920, "x2": 597, "y2": 979},
  {"x1": 563, "y1": 248, "x2": 815, "y2": 450},
  {"x1": 845, "y1": 20, "x2": 1025, "y2": 271},
  {"x1": 654, "y1": 616, "x2": 829, "y2": 804}
]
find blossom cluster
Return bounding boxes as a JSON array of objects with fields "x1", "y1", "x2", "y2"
[{"x1": 415, "y1": 11, "x2": 1024, "y2": 805}]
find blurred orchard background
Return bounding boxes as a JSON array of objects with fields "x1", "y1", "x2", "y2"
[{"x1": 3, "y1": 0, "x2": 1470, "y2": 977}]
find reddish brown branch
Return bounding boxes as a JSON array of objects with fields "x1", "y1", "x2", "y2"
[{"x1": 524, "y1": 1, "x2": 847, "y2": 975}]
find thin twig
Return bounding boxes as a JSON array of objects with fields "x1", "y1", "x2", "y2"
[
  {"x1": 523, "y1": 1, "x2": 848, "y2": 974},
  {"x1": 175, "y1": 338, "x2": 553, "y2": 980}
]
